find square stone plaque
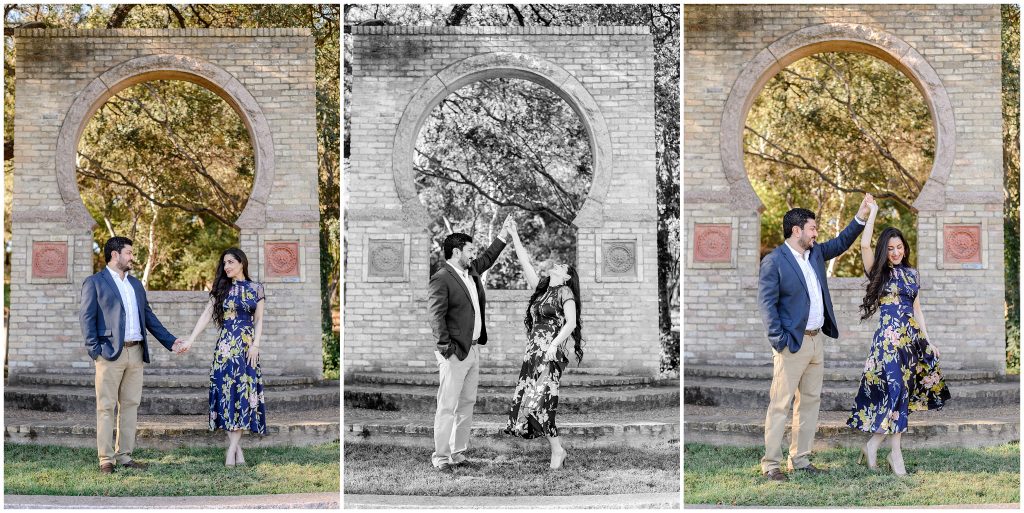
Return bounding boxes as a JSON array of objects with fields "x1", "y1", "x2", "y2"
[
  {"x1": 366, "y1": 238, "x2": 407, "y2": 279},
  {"x1": 693, "y1": 224, "x2": 732, "y2": 263},
  {"x1": 31, "y1": 241, "x2": 69, "y2": 279},
  {"x1": 942, "y1": 224, "x2": 982, "y2": 265},
  {"x1": 601, "y1": 239, "x2": 638, "y2": 279},
  {"x1": 264, "y1": 241, "x2": 301, "y2": 279}
]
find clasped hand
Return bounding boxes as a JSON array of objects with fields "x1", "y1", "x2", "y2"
[{"x1": 172, "y1": 338, "x2": 192, "y2": 354}]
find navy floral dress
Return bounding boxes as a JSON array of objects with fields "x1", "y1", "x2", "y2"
[
  {"x1": 503, "y1": 285, "x2": 574, "y2": 439},
  {"x1": 209, "y1": 280, "x2": 267, "y2": 434},
  {"x1": 847, "y1": 265, "x2": 950, "y2": 434}
]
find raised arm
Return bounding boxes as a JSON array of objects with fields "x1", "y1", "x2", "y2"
[
  {"x1": 818, "y1": 193, "x2": 872, "y2": 262},
  {"x1": 508, "y1": 221, "x2": 539, "y2": 290},
  {"x1": 860, "y1": 200, "x2": 878, "y2": 274}
]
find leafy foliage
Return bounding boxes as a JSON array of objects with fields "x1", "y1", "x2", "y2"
[
  {"x1": 415, "y1": 78, "x2": 591, "y2": 288},
  {"x1": 1002, "y1": 4, "x2": 1020, "y2": 373},
  {"x1": 77, "y1": 80, "x2": 253, "y2": 290},
  {"x1": 745, "y1": 53, "x2": 934, "y2": 277}
]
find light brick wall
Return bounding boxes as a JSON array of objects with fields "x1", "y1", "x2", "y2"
[
  {"x1": 345, "y1": 27, "x2": 660, "y2": 376},
  {"x1": 9, "y1": 29, "x2": 323, "y2": 377},
  {"x1": 684, "y1": 5, "x2": 1005, "y2": 371}
]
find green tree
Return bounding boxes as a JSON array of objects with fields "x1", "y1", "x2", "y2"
[
  {"x1": 745, "y1": 53, "x2": 934, "y2": 277},
  {"x1": 1002, "y1": 4, "x2": 1020, "y2": 373}
]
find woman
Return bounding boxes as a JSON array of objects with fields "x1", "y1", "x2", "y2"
[
  {"x1": 501, "y1": 221, "x2": 583, "y2": 469},
  {"x1": 178, "y1": 248, "x2": 267, "y2": 466},
  {"x1": 847, "y1": 201, "x2": 950, "y2": 475}
]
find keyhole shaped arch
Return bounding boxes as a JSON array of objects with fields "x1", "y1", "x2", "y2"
[
  {"x1": 391, "y1": 52, "x2": 613, "y2": 228},
  {"x1": 720, "y1": 23, "x2": 956, "y2": 213},
  {"x1": 55, "y1": 54, "x2": 275, "y2": 230}
]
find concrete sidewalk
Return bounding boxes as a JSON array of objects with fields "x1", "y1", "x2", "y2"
[
  {"x1": 3, "y1": 492, "x2": 339, "y2": 509},
  {"x1": 343, "y1": 492, "x2": 681, "y2": 509}
]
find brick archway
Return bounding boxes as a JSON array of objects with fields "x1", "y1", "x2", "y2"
[
  {"x1": 389, "y1": 51, "x2": 613, "y2": 228},
  {"x1": 55, "y1": 54, "x2": 275, "y2": 230},
  {"x1": 684, "y1": 5, "x2": 1004, "y2": 372},
  {"x1": 347, "y1": 26, "x2": 660, "y2": 375},
  {"x1": 719, "y1": 22, "x2": 956, "y2": 213},
  {"x1": 9, "y1": 29, "x2": 322, "y2": 377}
]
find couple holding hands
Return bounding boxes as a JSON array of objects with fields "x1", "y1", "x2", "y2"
[
  {"x1": 428, "y1": 215, "x2": 583, "y2": 472},
  {"x1": 759, "y1": 193, "x2": 951, "y2": 481},
  {"x1": 81, "y1": 237, "x2": 267, "y2": 473}
]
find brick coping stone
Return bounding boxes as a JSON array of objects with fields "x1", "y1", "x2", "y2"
[
  {"x1": 4, "y1": 492, "x2": 338, "y2": 509},
  {"x1": 343, "y1": 492, "x2": 680, "y2": 509}
]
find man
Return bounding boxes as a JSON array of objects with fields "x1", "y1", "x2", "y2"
[
  {"x1": 757, "y1": 194, "x2": 874, "y2": 481},
  {"x1": 426, "y1": 217, "x2": 512, "y2": 473},
  {"x1": 80, "y1": 236, "x2": 184, "y2": 474}
]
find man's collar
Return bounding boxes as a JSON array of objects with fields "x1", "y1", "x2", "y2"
[
  {"x1": 106, "y1": 266, "x2": 127, "y2": 281},
  {"x1": 784, "y1": 240, "x2": 809, "y2": 260}
]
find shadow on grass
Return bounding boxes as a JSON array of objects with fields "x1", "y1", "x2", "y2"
[
  {"x1": 684, "y1": 443, "x2": 1020, "y2": 507},
  {"x1": 4, "y1": 442, "x2": 340, "y2": 496},
  {"x1": 344, "y1": 441, "x2": 680, "y2": 496}
]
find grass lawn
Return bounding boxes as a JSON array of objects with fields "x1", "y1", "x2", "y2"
[
  {"x1": 4, "y1": 442, "x2": 340, "y2": 496},
  {"x1": 344, "y1": 442, "x2": 680, "y2": 496},
  {"x1": 684, "y1": 443, "x2": 1020, "y2": 507}
]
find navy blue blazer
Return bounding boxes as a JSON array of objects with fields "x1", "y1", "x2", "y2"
[
  {"x1": 757, "y1": 217, "x2": 865, "y2": 353},
  {"x1": 427, "y1": 237, "x2": 507, "y2": 361},
  {"x1": 79, "y1": 269, "x2": 178, "y2": 363}
]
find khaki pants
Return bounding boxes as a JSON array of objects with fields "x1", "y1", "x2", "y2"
[
  {"x1": 431, "y1": 345, "x2": 479, "y2": 467},
  {"x1": 95, "y1": 344, "x2": 144, "y2": 466},
  {"x1": 761, "y1": 332, "x2": 824, "y2": 473}
]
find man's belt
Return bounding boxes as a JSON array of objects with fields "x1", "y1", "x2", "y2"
[
  {"x1": 804, "y1": 329, "x2": 820, "y2": 337},
  {"x1": 124, "y1": 340, "x2": 141, "y2": 348},
  {"x1": 470, "y1": 338, "x2": 479, "y2": 346}
]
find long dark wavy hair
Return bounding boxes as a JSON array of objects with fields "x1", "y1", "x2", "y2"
[
  {"x1": 859, "y1": 227, "x2": 911, "y2": 320},
  {"x1": 525, "y1": 265, "x2": 584, "y2": 364},
  {"x1": 211, "y1": 248, "x2": 251, "y2": 328}
]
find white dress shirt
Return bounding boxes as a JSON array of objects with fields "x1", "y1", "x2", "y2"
[
  {"x1": 784, "y1": 216, "x2": 866, "y2": 332},
  {"x1": 784, "y1": 241, "x2": 825, "y2": 331},
  {"x1": 454, "y1": 266, "x2": 482, "y2": 340},
  {"x1": 107, "y1": 267, "x2": 142, "y2": 341}
]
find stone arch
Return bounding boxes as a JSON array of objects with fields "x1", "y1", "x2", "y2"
[
  {"x1": 391, "y1": 51, "x2": 612, "y2": 228},
  {"x1": 719, "y1": 23, "x2": 955, "y2": 213},
  {"x1": 55, "y1": 54, "x2": 275, "y2": 230}
]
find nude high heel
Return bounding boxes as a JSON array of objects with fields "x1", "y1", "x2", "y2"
[
  {"x1": 886, "y1": 452, "x2": 907, "y2": 476},
  {"x1": 858, "y1": 447, "x2": 878, "y2": 470}
]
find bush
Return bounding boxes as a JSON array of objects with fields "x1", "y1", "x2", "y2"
[
  {"x1": 323, "y1": 331, "x2": 339, "y2": 375},
  {"x1": 1006, "y1": 320, "x2": 1020, "y2": 374},
  {"x1": 659, "y1": 330, "x2": 680, "y2": 378}
]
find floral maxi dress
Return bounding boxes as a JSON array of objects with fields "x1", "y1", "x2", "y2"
[
  {"x1": 847, "y1": 265, "x2": 950, "y2": 434},
  {"x1": 503, "y1": 285, "x2": 574, "y2": 439},
  {"x1": 209, "y1": 280, "x2": 267, "y2": 434}
]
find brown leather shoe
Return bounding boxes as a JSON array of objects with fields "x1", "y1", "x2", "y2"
[
  {"x1": 99, "y1": 462, "x2": 115, "y2": 474},
  {"x1": 121, "y1": 460, "x2": 148, "y2": 471},
  {"x1": 792, "y1": 463, "x2": 827, "y2": 475},
  {"x1": 763, "y1": 468, "x2": 788, "y2": 481}
]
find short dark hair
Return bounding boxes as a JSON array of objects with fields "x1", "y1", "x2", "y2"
[
  {"x1": 443, "y1": 233, "x2": 473, "y2": 260},
  {"x1": 103, "y1": 236, "x2": 133, "y2": 263},
  {"x1": 782, "y1": 208, "x2": 816, "y2": 240}
]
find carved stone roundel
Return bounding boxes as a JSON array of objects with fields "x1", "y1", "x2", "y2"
[
  {"x1": 606, "y1": 244, "x2": 635, "y2": 273},
  {"x1": 695, "y1": 227, "x2": 730, "y2": 261},
  {"x1": 32, "y1": 242, "x2": 67, "y2": 278},
  {"x1": 370, "y1": 244, "x2": 402, "y2": 273},
  {"x1": 946, "y1": 227, "x2": 980, "y2": 261},
  {"x1": 266, "y1": 242, "x2": 300, "y2": 277}
]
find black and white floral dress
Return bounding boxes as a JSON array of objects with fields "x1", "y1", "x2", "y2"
[{"x1": 503, "y1": 284, "x2": 574, "y2": 439}]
